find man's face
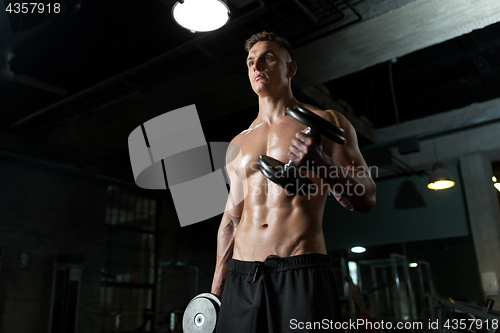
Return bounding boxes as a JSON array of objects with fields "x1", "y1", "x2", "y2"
[{"x1": 246, "y1": 41, "x2": 294, "y2": 96}]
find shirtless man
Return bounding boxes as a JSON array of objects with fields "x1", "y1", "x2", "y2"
[{"x1": 211, "y1": 32, "x2": 376, "y2": 332}]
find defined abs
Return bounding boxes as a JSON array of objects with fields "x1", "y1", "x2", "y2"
[{"x1": 233, "y1": 218, "x2": 324, "y2": 261}]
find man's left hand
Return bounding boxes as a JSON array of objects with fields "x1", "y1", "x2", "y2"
[{"x1": 288, "y1": 129, "x2": 327, "y2": 168}]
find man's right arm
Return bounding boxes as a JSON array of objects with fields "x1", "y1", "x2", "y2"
[
  {"x1": 211, "y1": 141, "x2": 244, "y2": 298},
  {"x1": 211, "y1": 201, "x2": 242, "y2": 297}
]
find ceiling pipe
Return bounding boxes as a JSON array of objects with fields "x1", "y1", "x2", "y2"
[
  {"x1": 359, "y1": 114, "x2": 500, "y2": 180},
  {"x1": 0, "y1": 148, "x2": 169, "y2": 198}
]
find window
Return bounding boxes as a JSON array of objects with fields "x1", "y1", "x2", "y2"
[{"x1": 98, "y1": 186, "x2": 157, "y2": 333}]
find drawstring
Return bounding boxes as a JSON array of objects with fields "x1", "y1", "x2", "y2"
[
  {"x1": 248, "y1": 261, "x2": 263, "y2": 284},
  {"x1": 247, "y1": 255, "x2": 284, "y2": 284}
]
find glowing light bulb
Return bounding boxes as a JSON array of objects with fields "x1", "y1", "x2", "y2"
[
  {"x1": 351, "y1": 246, "x2": 366, "y2": 253},
  {"x1": 172, "y1": 0, "x2": 231, "y2": 32},
  {"x1": 427, "y1": 180, "x2": 455, "y2": 190}
]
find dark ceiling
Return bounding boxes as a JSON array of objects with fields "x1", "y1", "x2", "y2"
[{"x1": 1, "y1": 0, "x2": 499, "y2": 183}]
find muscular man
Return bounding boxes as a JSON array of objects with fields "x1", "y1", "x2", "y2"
[{"x1": 211, "y1": 31, "x2": 376, "y2": 332}]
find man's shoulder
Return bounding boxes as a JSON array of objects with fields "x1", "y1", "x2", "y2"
[
  {"x1": 230, "y1": 131, "x2": 245, "y2": 145},
  {"x1": 224, "y1": 126, "x2": 250, "y2": 162}
]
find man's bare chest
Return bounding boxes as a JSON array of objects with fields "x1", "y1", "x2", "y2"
[{"x1": 233, "y1": 120, "x2": 306, "y2": 179}]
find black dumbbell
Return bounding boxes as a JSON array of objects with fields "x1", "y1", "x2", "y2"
[{"x1": 259, "y1": 105, "x2": 346, "y2": 196}]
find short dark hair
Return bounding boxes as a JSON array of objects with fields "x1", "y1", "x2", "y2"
[{"x1": 244, "y1": 31, "x2": 294, "y2": 60}]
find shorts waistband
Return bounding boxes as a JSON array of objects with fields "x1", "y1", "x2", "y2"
[{"x1": 228, "y1": 253, "x2": 331, "y2": 275}]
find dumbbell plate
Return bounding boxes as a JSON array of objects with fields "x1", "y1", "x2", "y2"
[
  {"x1": 183, "y1": 293, "x2": 220, "y2": 333},
  {"x1": 286, "y1": 106, "x2": 346, "y2": 145}
]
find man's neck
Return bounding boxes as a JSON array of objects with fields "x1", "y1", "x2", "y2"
[{"x1": 257, "y1": 92, "x2": 298, "y2": 125}]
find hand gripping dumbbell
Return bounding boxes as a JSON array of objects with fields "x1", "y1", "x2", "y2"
[
  {"x1": 258, "y1": 105, "x2": 346, "y2": 196},
  {"x1": 182, "y1": 293, "x2": 221, "y2": 333}
]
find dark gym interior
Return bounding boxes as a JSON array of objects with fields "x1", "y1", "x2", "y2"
[{"x1": 1, "y1": 0, "x2": 500, "y2": 332}]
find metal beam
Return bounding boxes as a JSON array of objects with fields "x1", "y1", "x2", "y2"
[{"x1": 293, "y1": 0, "x2": 500, "y2": 88}]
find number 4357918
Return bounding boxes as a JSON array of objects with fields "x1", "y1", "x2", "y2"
[{"x1": 5, "y1": 3, "x2": 61, "y2": 14}]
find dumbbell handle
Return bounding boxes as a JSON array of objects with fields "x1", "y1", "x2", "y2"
[{"x1": 283, "y1": 127, "x2": 318, "y2": 172}]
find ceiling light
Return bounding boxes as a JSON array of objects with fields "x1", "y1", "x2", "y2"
[
  {"x1": 351, "y1": 246, "x2": 366, "y2": 253},
  {"x1": 409, "y1": 262, "x2": 418, "y2": 268},
  {"x1": 172, "y1": 0, "x2": 231, "y2": 33},
  {"x1": 427, "y1": 162, "x2": 455, "y2": 190},
  {"x1": 493, "y1": 176, "x2": 498, "y2": 182}
]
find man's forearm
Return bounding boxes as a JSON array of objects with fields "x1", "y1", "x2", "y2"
[
  {"x1": 317, "y1": 156, "x2": 376, "y2": 213},
  {"x1": 211, "y1": 214, "x2": 239, "y2": 297}
]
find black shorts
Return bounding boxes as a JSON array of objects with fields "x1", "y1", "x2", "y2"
[{"x1": 216, "y1": 253, "x2": 342, "y2": 333}]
